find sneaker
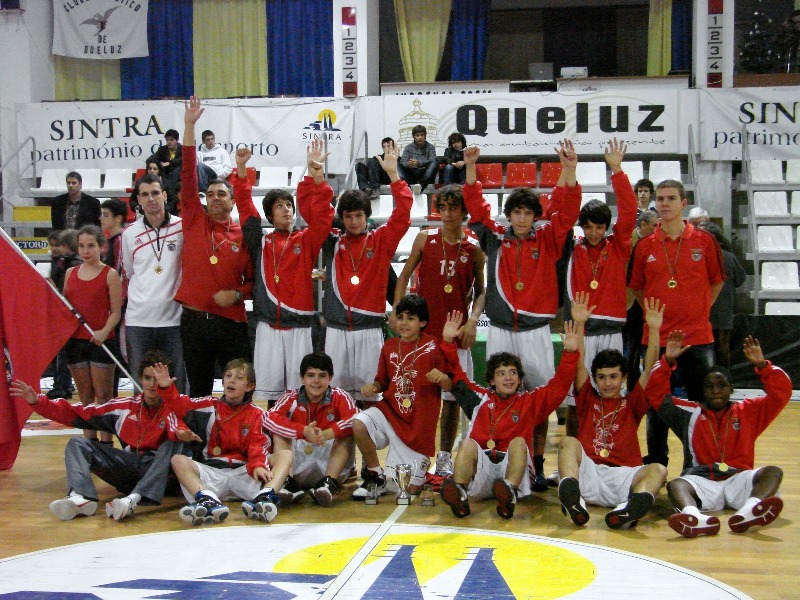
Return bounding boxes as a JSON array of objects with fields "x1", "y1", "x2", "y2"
[
  {"x1": 434, "y1": 451, "x2": 454, "y2": 477},
  {"x1": 46, "y1": 388, "x2": 72, "y2": 400},
  {"x1": 441, "y1": 478, "x2": 470, "y2": 518},
  {"x1": 547, "y1": 469, "x2": 560, "y2": 487},
  {"x1": 352, "y1": 470, "x2": 388, "y2": 500},
  {"x1": 179, "y1": 493, "x2": 229, "y2": 526},
  {"x1": 242, "y1": 489, "x2": 280, "y2": 523},
  {"x1": 558, "y1": 477, "x2": 589, "y2": 526},
  {"x1": 49, "y1": 496, "x2": 97, "y2": 521},
  {"x1": 605, "y1": 492, "x2": 654, "y2": 530},
  {"x1": 493, "y1": 479, "x2": 517, "y2": 519},
  {"x1": 728, "y1": 496, "x2": 783, "y2": 533},
  {"x1": 668, "y1": 511, "x2": 720, "y2": 538},
  {"x1": 311, "y1": 476, "x2": 339, "y2": 507},
  {"x1": 532, "y1": 470, "x2": 549, "y2": 493},
  {"x1": 104, "y1": 497, "x2": 137, "y2": 521},
  {"x1": 277, "y1": 476, "x2": 305, "y2": 505}
]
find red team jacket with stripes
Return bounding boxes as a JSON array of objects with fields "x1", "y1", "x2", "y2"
[{"x1": 264, "y1": 386, "x2": 358, "y2": 439}]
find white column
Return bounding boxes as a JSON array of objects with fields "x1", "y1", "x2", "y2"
[
  {"x1": 332, "y1": 0, "x2": 380, "y2": 97},
  {"x1": 693, "y1": 0, "x2": 734, "y2": 88}
]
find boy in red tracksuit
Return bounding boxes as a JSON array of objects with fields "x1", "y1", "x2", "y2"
[
  {"x1": 236, "y1": 141, "x2": 334, "y2": 401},
  {"x1": 265, "y1": 353, "x2": 358, "y2": 506},
  {"x1": 647, "y1": 333, "x2": 791, "y2": 538},
  {"x1": 438, "y1": 308, "x2": 580, "y2": 519},
  {"x1": 157, "y1": 358, "x2": 293, "y2": 525},
  {"x1": 462, "y1": 140, "x2": 582, "y2": 489}
]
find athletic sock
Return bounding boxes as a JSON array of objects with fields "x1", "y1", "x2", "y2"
[
  {"x1": 681, "y1": 505, "x2": 702, "y2": 517},
  {"x1": 738, "y1": 496, "x2": 760, "y2": 514},
  {"x1": 68, "y1": 491, "x2": 89, "y2": 505},
  {"x1": 126, "y1": 493, "x2": 142, "y2": 504},
  {"x1": 533, "y1": 455, "x2": 545, "y2": 473}
]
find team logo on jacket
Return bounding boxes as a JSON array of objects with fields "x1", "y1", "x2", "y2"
[
  {"x1": 460, "y1": 254, "x2": 468, "y2": 263},
  {"x1": 692, "y1": 249, "x2": 702, "y2": 261},
  {"x1": 167, "y1": 240, "x2": 177, "y2": 252},
  {"x1": 647, "y1": 254, "x2": 657, "y2": 262},
  {"x1": 294, "y1": 244, "x2": 301, "y2": 254},
  {"x1": 532, "y1": 249, "x2": 539, "y2": 260},
  {"x1": 512, "y1": 412, "x2": 520, "y2": 423},
  {"x1": 327, "y1": 413, "x2": 336, "y2": 422},
  {"x1": 732, "y1": 418, "x2": 740, "y2": 430},
  {"x1": 366, "y1": 248, "x2": 374, "y2": 259},
  {"x1": 504, "y1": 241, "x2": 511, "y2": 248},
  {"x1": 159, "y1": 419, "x2": 165, "y2": 429},
  {"x1": 231, "y1": 244, "x2": 239, "y2": 253},
  {"x1": 241, "y1": 425, "x2": 250, "y2": 437}
]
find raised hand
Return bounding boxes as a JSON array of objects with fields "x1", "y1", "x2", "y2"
[
  {"x1": 664, "y1": 330, "x2": 690, "y2": 364},
  {"x1": 235, "y1": 147, "x2": 252, "y2": 168},
  {"x1": 376, "y1": 143, "x2": 400, "y2": 176},
  {"x1": 644, "y1": 297, "x2": 665, "y2": 332},
  {"x1": 742, "y1": 336, "x2": 767, "y2": 369},
  {"x1": 570, "y1": 291, "x2": 595, "y2": 325},
  {"x1": 603, "y1": 137, "x2": 627, "y2": 173},
  {"x1": 463, "y1": 146, "x2": 480, "y2": 165},
  {"x1": 9, "y1": 380, "x2": 38, "y2": 405},
  {"x1": 184, "y1": 95, "x2": 204, "y2": 124},
  {"x1": 152, "y1": 362, "x2": 175, "y2": 388},
  {"x1": 556, "y1": 139, "x2": 577, "y2": 170},
  {"x1": 561, "y1": 320, "x2": 580, "y2": 352},
  {"x1": 442, "y1": 310, "x2": 464, "y2": 343},
  {"x1": 307, "y1": 138, "x2": 329, "y2": 172}
]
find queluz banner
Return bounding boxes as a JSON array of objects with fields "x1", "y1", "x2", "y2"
[{"x1": 52, "y1": 0, "x2": 149, "y2": 59}]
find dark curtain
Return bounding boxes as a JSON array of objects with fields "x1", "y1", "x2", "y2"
[
  {"x1": 671, "y1": 0, "x2": 693, "y2": 72},
  {"x1": 120, "y1": 0, "x2": 194, "y2": 100},
  {"x1": 451, "y1": 0, "x2": 491, "y2": 81},
  {"x1": 542, "y1": 7, "x2": 617, "y2": 77},
  {"x1": 267, "y1": 0, "x2": 333, "y2": 97}
]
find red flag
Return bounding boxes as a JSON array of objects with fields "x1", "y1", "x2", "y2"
[{"x1": 0, "y1": 231, "x2": 80, "y2": 469}]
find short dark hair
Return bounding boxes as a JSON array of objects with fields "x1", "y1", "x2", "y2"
[
  {"x1": 579, "y1": 199, "x2": 612, "y2": 228},
  {"x1": 201, "y1": 130, "x2": 214, "y2": 140},
  {"x1": 138, "y1": 173, "x2": 164, "y2": 191},
  {"x1": 656, "y1": 179, "x2": 686, "y2": 199},
  {"x1": 165, "y1": 129, "x2": 179, "y2": 140},
  {"x1": 48, "y1": 230, "x2": 62, "y2": 243},
  {"x1": 300, "y1": 352, "x2": 334, "y2": 377},
  {"x1": 262, "y1": 189, "x2": 295, "y2": 225},
  {"x1": 78, "y1": 224, "x2": 105, "y2": 247},
  {"x1": 145, "y1": 160, "x2": 163, "y2": 175},
  {"x1": 703, "y1": 365, "x2": 733, "y2": 387},
  {"x1": 59, "y1": 229, "x2": 79, "y2": 253},
  {"x1": 503, "y1": 187, "x2": 542, "y2": 219},
  {"x1": 101, "y1": 198, "x2": 128, "y2": 222},
  {"x1": 634, "y1": 178, "x2": 654, "y2": 195},
  {"x1": 207, "y1": 178, "x2": 233, "y2": 198},
  {"x1": 411, "y1": 125, "x2": 427, "y2": 137},
  {"x1": 66, "y1": 171, "x2": 82, "y2": 184},
  {"x1": 395, "y1": 293, "x2": 429, "y2": 324},
  {"x1": 435, "y1": 185, "x2": 467, "y2": 221},
  {"x1": 447, "y1": 132, "x2": 467, "y2": 148},
  {"x1": 381, "y1": 137, "x2": 395, "y2": 146},
  {"x1": 140, "y1": 350, "x2": 172, "y2": 379},
  {"x1": 337, "y1": 189, "x2": 372, "y2": 219},
  {"x1": 591, "y1": 349, "x2": 628, "y2": 378},
  {"x1": 486, "y1": 352, "x2": 524, "y2": 384}
]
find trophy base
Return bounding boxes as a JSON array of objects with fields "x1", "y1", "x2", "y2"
[
  {"x1": 365, "y1": 497, "x2": 378, "y2": 505},
  {"x1": 420, "y1": 498, "x2": 435, "y2": 507},
  {"x1": 396, "y1": 496, "x2": 411, "y2": 505}
]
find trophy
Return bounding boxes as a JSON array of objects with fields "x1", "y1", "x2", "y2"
[
  {"x1": 420, "y1": 483, "x2": 435, "y2": 507},
  {"x1": 365, "y1": 482, "x2": 379, "y2": 505},
  {"x1": 394, "y1": 463, "x2": 413, "y2": 505}
]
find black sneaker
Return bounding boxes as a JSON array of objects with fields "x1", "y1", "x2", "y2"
[
  {"x1": 47, "y1": 388, "x2": 72, "y2": 400},
  {"x1": 558, "y1": 477, "x2": 589, "y2": 526},
  {"x1": 605, "y1": 491, "x2": 655, "y2": 530},
  {"x1": 531, "y1": 470, "x2": 549, "y2": 492},
  {"x1": 311, "y1": 476, "x2": 339, "y2": 507},
  {"x1": 441, "y1": 477, "x2": 470, "y2": 518},
  {"x1": 179, "y1": 493, "x2": 229, "y2": 526},
  {"x1": 277, "y1": 475, "x2": 305, "y2": 505},
  {"x1": 242, "y1": 488, "x2": 280, "y2": 523},
  {"x1": 493, "y1": 479, "x2": 517, "y2": 519},
  {"x1": 352, "y1": 470, "x2": 387, "y2": 500}
]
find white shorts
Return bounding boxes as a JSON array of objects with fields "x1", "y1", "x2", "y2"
[
  {"x1": 325, "y1": 327, "x2": 383, "y2": 402},
  {"x1": 565, "y1": 332, "x2": 623, "y2": 407},
  {"x1": 442, "y1": 347, "x2": 473, "y2": 402},
  {"x1": 465, "y1": 439, "x2": 533, "y2": 499},
  {"x1": 181, "y1": 462, "x2": 263, "y2": 503},
  {"x1": 679, "y1": 470, "x2": 759, "y2": 512},
  {"x1": 487, "y1": 325, "x2": 554, "y2": 390},
  {"x1": 292, "y1": 438, "x2": 355, "y2": 487},
  {"x1": 577, "y1": 448, "x2": 643, "y2": 507},
  {"x1": 354, "y1": 407, "x2": 431, "y2": 486},
  {"x1": 254, "y1": 322, "x2": 313, "y2": 401}
]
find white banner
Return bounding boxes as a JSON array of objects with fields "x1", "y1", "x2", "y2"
[
  {"x1": 52, "y1": 0, "x2": 149, "y2": 59},
  {"x1": 699, "y1": 88, "x2": 800, "y2": 160},
  {"x1": 16, "y1": 98, "x2": 354, "y2": 173},
  {"x1": 382, "y1": 90, "x2": 682, "y2": 155}
]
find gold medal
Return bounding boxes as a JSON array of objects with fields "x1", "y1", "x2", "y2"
[
  {"x1": 515, "y1": 281, "x2": 524, "y2": 291},
  {"x1": 444, "y1": 283, "x2": 453, "y2": 293},
  {"x1": 401, "y1": 398, "x2": 412, "y2": 409},
  {"x1": 668, "y1": 278, "x2": 677, "y2": 288},
  {"x1": 590, "y1": 279, "x2": 599, "y2": 290},
  {"x1": 304, "y1": 445, "x2": 314, "y2": 455},
  {"x1": 717, "y1": 462, "x2": 729, "y2": 472},
  {"x1": 274, "y1": 274, "x2": 280, "y2": 284},
  {"x1": 486, "y1": 439, "x2": 496, "y2": 449},
  {"x1": 599, "y1": 448, "x2": 610, "y2": 458},
  {"x1": 209, "y1": 255, "x2": 218, "y2": 265},
  {"x1": 154, "y1": 265, "x2": 163, "y2": 274},
  {"x1": 212, "y1": 446, "x2": 222, "y2": 456},
  {"x1": 351, "y1": 275, "x2": 360, "y2": 285}
]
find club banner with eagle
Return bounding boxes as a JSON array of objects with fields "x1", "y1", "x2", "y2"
[{"x1": 52, "y1": 0, "x2": 149, "y2": 59}]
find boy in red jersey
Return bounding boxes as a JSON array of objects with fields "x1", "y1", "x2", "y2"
[
  {"x1": 351, "y1": 295, "x2": 455, "y2": 499},
  {"x1": 557, "y1": 293, "x2": 667, "y2": 530},
  {"x1": 647, "y1": 334, "x2": 790, "y2": 538},
  {"x1": 10, "y1": 351, "x2": 197, "y2": 522},
  {"x1": 265, "y1": 352, "x2": 358, "y2": 507},
  {"x1": 157, "y1": 359, "x2": 293, "y2": 525},
  {"x1": 462, "y1": 140, "x2": 582, "y2": 489},
  {"x1": 394, "y1": 185, "x2": 486, "y2": 477},
  {"x1": 438, "y1": 307, "x2": 581, "y2": 519}
]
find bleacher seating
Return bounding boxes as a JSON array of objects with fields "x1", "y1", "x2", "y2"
[
  {"x1": 395, "y1": 227, "x2": 421, "y2": 257},
  {"x1": 622, "y1": 161, "x2": 644, "y2": 184},
  {"x1": 648, "y1": 161, "x2": 681, "y2": 184},
  {"x1": 753, "y1": 191, "x2": 788, "y2": 217},
  {"x1": 289, "y1": 165, "x2": 306, "y2": 190},
  {"x1": 80, "y1": 169, "x2": 102, "y2": 191},
  {"x1": 576, "y1": 162, "x2": 607, "y2": 187},
  {"x1": 538, "y1": 162, "x2": 562, "y2": 187},
  {"x1": 504, "y1": 163, "x2": 537, "y2": 188},
  {"x1": 34, "y1": 168, "x2": 69, "y2": 192},
  {"x1": 761, "y1": 262, "x2": 799, "y2": 290},
  {"x1": 258, "y1": 167, "x2": 289, "y2": 189},
  {"x1": 475, "y1": 163, "x2": 503, "y2": 189},
  {"x1": 581, "y1": 192, "x2": 606, "y2": 206},
  {"x1": 372, "y1": 195, "x2": 394, "y2": 220},
  {"x1": 765, "y1": 301, "x2": 800, "y2": 315},
  {"x1": 750, "y1": 159, "x2": 784, "y2": 185},
  {"x1": 757, "y1": 226, "x2": 793, "y2": 252},
  {"x1": 785, "y1": 160, "x2": 800, "y2": 185},
  {"x1": 102, "y1": 169, "x2": 134, "y2": 193}
]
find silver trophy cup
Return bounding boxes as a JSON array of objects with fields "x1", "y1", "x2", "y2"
[{"x1": 394, "y1": 463, "x2": 413, "y2": 505}]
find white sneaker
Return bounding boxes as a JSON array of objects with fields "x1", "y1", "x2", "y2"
[
  {"x1": 351, "y1": 472, "x2": 387, "y2": 500},
  {"x1": 435, "y1": 451, "x2": 454, "y2": 477},
  {"x1": 668, "y1": 510, "x2": 720, "y2": 538},
  {"x1": 105, "y1": 497, "x2": 137, "y2": 521},
  {"x1": 50, "y1": 497, "x2": 97, "y2": 521},
  {"x1": 728, "y1": 496, "x2": 783, "y2": 533}
]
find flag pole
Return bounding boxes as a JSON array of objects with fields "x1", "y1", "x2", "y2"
[{"x1": 0, "y1": 227, "x2": 142, "y2": 394}]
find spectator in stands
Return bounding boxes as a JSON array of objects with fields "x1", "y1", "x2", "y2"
[
  {"x1": 355, "y1": 137, "x2": 396, "y2": 200},
  {"x1": 47, "y1": 229, "x2": 80, "y2": 400},
  {"x1": 629, "y1": 179, "x2": 725, "y2": 467},
  {"x1": 698, "y1": 221, "x2": 746, "y2": 370},
  {"x1": 176, "y1": 96, "x2": 254, "y2": 398},
  {"x1": 51, "y1": 171, "x2": 100, "y2": 231},
  {"x1": 399, "y1": 125, "x2": 438, "y2": 193},
  {"x1": 687, "y1": 206, "x2": 710, "y2": 226},
  {"x1": 121, "y1": 173, "x2": 186, "y2": 393},
  {"x1": 198, "y1": 129, "x2": 233, "y2": 191},
  {"x1": 634, "y1": 178, "x2": 655, "y2": 212},
  {"x1": 100, "y1": 199, "x2": 127, "y2": 272},
  {"x1": 442, "y1": 132, "x2": 467, "y2": 185},
  {"x1": 147, "y1": 129, "x2": 182, "y2": 197}
]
